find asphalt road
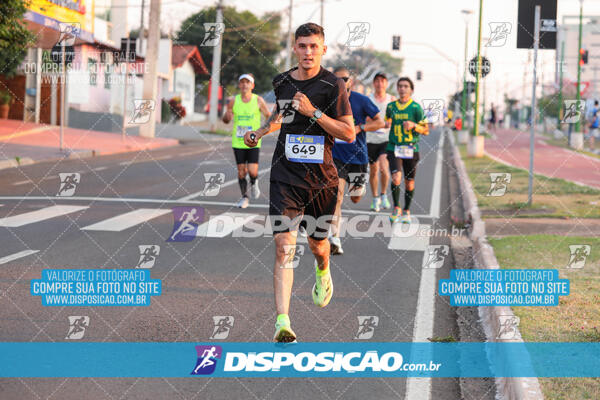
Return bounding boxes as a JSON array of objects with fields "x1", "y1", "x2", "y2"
[{"x1": 0, "y1": 128, "x2": 465, "y2": 399}]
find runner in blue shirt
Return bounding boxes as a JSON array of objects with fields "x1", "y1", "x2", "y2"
[{"x1": 329, "y1": 67, "x2": 384, "y2": 255}]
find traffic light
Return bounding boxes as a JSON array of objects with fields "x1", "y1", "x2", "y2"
[
  {"x1": 416, "y1": 71, "x2": 422, "y2": 80},
  {"x1": 392, "y1": 35, "x2": 401, "y2": 51},
  {"x1": 580, "y1": 49, "x2": 589, "y2": 66}
]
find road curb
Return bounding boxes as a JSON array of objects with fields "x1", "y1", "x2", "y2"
[
  {"x1": 447, "y1": 128, "x2": 544, "y2": 400},
  {"x1": 0, "y1": 157, "x2": 34, "y2": 170}
]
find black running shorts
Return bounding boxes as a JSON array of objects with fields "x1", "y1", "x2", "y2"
[
  {"x1": 269, "y1": 180, "x2": 337, "y2": 240},
  {"x1": 333, "y1": 158, "x2": 368, "y2": 182},
  {"x1": 386, "y1": 151, "x2": 420, "y2": 181},
  {"x1": 233, "y1": 148, "x2": 259, "y2": 164},
  {"x1": 367, "y1": 142, "x2": 388, "y2": 164}
]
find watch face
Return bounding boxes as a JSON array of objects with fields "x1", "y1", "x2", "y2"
[{"x1": 314, "y1": 110, "x2": 322, "y2": 118}]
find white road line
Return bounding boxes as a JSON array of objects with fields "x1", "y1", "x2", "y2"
[
  {"x1": 12, "y1": 180, "x2": 32, "y2": 186},
  {"x1": 387, "y1": 223, "x2": 430, "y2": 251},
  {"x1": 0, "y1": 250, "x2": 39, "y2": 265},
  {"x1": 196, "y1": 212, "x2": 260, "y2": 237},
  {"x1": 403, "y1": 133, "x2": 446, "y2": 400},
  {"x1": 404, "y1": 250, "x2": 437, "y2": 400},
  {"x1": 0, "y1": 205, "x2": 89, "y2": 227},
  {"x1": 428, "y1": 132, "x2": 445, "y2": 219},
  {"x1": 93, "y1": 166, "x2": 108, "y2": 171},
  {"x1": 178, "y1": 166, "x2": 272, "y2": 201},
  {"x1": 0, "y1": 196, "x2": 433, "y2": 219},
  {"x1": 81, "y1": 208, "x2": 171, "y2": 231}
]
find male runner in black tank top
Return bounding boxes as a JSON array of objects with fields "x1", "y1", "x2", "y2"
[{"x1": 244, "y1": 23, "x2": 354, "y2": 342}]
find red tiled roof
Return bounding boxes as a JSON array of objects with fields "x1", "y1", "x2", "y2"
[{"x1": 171, "y1": 45, "x2": 209, "y2": 75}]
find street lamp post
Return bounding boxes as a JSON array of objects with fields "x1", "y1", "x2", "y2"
[
  {"x1": 461, "y1": 10, "x2": 473, "y2": 129},
  {"x1": 473, "y1": 0, "x2": 484, "y2": 138}
]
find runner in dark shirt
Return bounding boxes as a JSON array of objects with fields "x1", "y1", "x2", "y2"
[{"x1": 243, "y1": 22, "x2": 353, "y2": 343}]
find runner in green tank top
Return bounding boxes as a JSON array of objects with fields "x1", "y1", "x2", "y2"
[{"x1": 223, "y1": 73, "x2": 271, "y2": 208}]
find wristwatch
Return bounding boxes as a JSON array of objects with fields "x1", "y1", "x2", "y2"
[
  {"x1": 359, "y1": 124, "x2": 366, "y2": 133},
  {"x1": 310, "y1": 109, "x2": 323, "y2": 123}
]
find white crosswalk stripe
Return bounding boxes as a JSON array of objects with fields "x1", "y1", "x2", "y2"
[
  {"x1": 81, "y1": 208, "x2": 171, "y2": 232},
  {"x1": 0, "y1": 250, "x2": 39, "y2": 265},
  {"x1": 196, "y1": 212, "x2": 260, "y2": 238},
  {"x1": 0, "y1": 205, "x2": 88, "y2": 227}
]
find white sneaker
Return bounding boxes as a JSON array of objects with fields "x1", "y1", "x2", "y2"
[
  {"x1": 251, "y1": 183, "x2": 260, "y2": 199},
  {"x1": 329, "y1": 236, "x2": 344, "y2": 255},
  {"x1": 237, "y1": 196, "x2": 249, "y2": 208},
  {"x1": 380, "y1": 194, "x2": 391, "y2": 209}
]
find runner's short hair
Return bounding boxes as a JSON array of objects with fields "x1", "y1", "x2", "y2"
[
  {"x1": 397, "y1": 76, "x2": 414, "y2": 91},
  {"x1": 333, "y1": 66, "x2": 351, "y2": 75},
  {"x1": 295, "y1": 23, "x2": 325, "y2": 41}
]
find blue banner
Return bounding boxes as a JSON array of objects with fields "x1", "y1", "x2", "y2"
[{"x1": 1, "y1": 342, "x2": 598, "y2": 377}]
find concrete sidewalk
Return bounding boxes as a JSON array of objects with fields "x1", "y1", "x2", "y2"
[
  {"x1": 0, "y1": 119, "x2": 179, "y2": 170},
  {"x1": 485, "y1": 128, "x2": 600, "y2": 189}
]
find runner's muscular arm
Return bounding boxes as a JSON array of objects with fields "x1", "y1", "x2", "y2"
[
  {"x1": 243, "y1": 105, "x2": 281, "y2": 147},
  {"x1": 293, "y1": 91, "x2": 355, "y2": 143}
]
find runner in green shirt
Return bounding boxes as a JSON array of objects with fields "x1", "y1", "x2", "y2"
[
  {"x1": 222, "y1": 73, "x2": 271, "y2": 208},
  {"x1": 385, "y1": 77, "x2": 429, "y2": 223}
]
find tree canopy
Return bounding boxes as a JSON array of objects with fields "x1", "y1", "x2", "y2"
[
  {"x1": 0, "y1": 0, "x2": 36, "y2": 77},
  {"x1": 176, "y1": 6, "x2": 282, "y2": 95}
]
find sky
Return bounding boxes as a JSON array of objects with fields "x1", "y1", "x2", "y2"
[{"x1": 124, "y1": 0, "x2": 600, "y2": 112}]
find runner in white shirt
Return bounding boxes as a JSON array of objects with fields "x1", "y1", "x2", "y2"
[{"x1": 366, "y1": 72, "x2": 396, "y2": 212}]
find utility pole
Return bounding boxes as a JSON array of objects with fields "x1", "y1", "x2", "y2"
[
  {"x1": 320, "y1": 0, "x2": 324, "y2": 27},
  {"x1": 139, "y1": 0, "x2": 145, "y2": 54},
  {"x1": 285, "y1": 0, "x2": 293, "y2": 70},
  {"x1": 139, "y1": 0, "x2": 161, "y2": 137},
  {"x1": 575, "y1": 0, "x2": 584, "y2": 133},
  {"x1": 208, "y1": 0, "x2": 224, "y2": 131},
  {"x1": 558, "y1": 40, "x2": 564, "y2": 128},
  {"x1": 528, "y1": 5, "x2": 541, "y2": 206}
]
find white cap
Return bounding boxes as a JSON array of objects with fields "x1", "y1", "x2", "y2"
[{"x1": 238, "y1": 74, "x2": 254, "y2": 84}]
